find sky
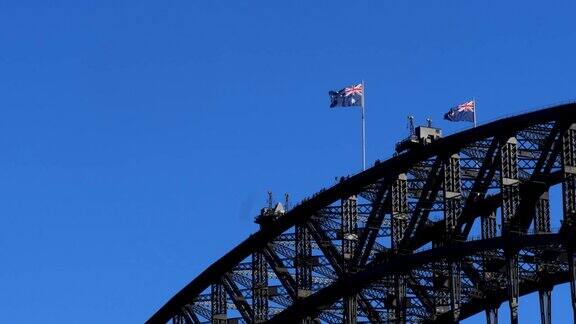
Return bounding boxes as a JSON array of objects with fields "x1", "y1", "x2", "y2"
[{"x1": 1, "y1": 1, "x2": 576, "y2": 323}]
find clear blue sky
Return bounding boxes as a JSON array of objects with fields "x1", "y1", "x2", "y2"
[{"x1": 1, "y1": 1, "x2": 576, "y2": 323}]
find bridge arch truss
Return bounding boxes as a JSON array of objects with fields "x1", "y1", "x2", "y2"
[{"x1": 149, "y1": 103, "x2": 576, "y2": 324}]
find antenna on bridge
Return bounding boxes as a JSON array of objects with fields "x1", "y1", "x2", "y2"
[
  {"x1": 284, "y1": 193, "x2": 290, "y2": 211},
  {"x1": 407, "y1": 115, "x2": 415, "y2": 135},
  {"x1": 267, "y1": 191, "x2": 273, "y2": 209},
  {"x1": 426, "y1": 117, "x2": 432, "y2": 127}
]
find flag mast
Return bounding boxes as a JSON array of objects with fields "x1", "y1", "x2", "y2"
[{"x1": 361, "y1": 80, "x2": 366, "y2": 171}]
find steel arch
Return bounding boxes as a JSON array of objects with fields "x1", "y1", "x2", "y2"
[{"x1": 149, "y1": 103, "x2": 576, "y2": 324}]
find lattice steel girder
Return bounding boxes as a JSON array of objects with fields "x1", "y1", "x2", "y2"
[
  {"x1": 449, "y1": 261, "x2": 461, "y2": 322},
  {"x1": 223, "y1": 274, "x2": 253, "y2": 322},
  {"x1": 408, "y1": 272, "x2": 436, "y2": 314},
  {"x1": 569, "y1": 251, "x2": 576, "y2": 321},
  {"x1": 392, "y1": 174, "x2": 408, "y2": 250},
  {"x1": 341, "y1": 196, "x2": 358, "y2": 266},
  {"x1": 530, "y1": 122, "x2": 561, "y2": 176},
  {"x1": 505, "y1": 125, "x2": 563, "y2": 233},
  {"x1": 384, "y1": 170, "x2": 565, "y2": 269},
  {"x1": 306, "y1": 218, "x2": 343, "y2": 274},
  {"x1": 307, "y1": 215, "x2": 383, "y2": 323},
  {"x1": 295, "y1": 223, "x2": 313, "y2": 297},
  {"x1": 353, "y1": 182, "x2": 391, "y2": 268},
  {"x1": 440, "y1": 154, "x2": 463, "y2": 322},
  {"x1": 267, "y1": 233, "x2": 570, "y2": 323},
  {"x1": 443, "y1": 154, "x2": 462, "y2": 235},
  {"x1": 481, "y1": 211, "x2": 497, "y2": 240},
  {"x1": 535, "y1": 191, "x2": 551, "y2": 233},
  {"x1": 506, "y1": 250, "x2": 520, "y2": 324},
  {"x1": 430, "y1": 242, "x2": 462, "y2": 322},
  {"x1": 263, "y1": 246, "x2": 297, "y2": 299},
  {"x1": 458, "y1": 137, "x2": 500, "y2": 234},
  {"x1": 185, "y1": 302, "x2": 212, "y2": 321},
  {"x1": 400, "y1": 158, "x2": 444, "y2": 249},
  {"x1": 433, "y1": 270, "x2": 568, "y2": 323},
  {"x1": 149, "y1": 104, "x2": 576, "y2": 324},
  {"x1": 560, "y1": 124, "x2": 576, "y2": 320},
  {"x1": 393, "y1": 274, "x2": 407, "y2": 323},
  {"x1": 182, "y1": 306, "x2": 202, "y2": 324},
  {"x1": 500, "y1": 137, "x2": 521, "y2": 233},
  {"x1": 341, "y1": 196, "x2": 359, "y2": 324},
  {"x1": 343, "y1": 293, "x2": 358, "y2": 324},
  {"x1": 211, "y1": 281, "x2": 227, "y2": 324},
  {"x1": 251, "y1": 251, "x2": 268, "y2": 322},
  {"x1": 562, "y1": 124, "x2": 576, "y2": 225}
]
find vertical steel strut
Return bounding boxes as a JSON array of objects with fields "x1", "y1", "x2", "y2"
[
  {"x1": 500, "y1": 136, "x2": 520, "y2": 324},
  {"x1": 538, "y1": 288, "x2": 552, "y2": 324},
  {"x1": 443, "y1": 153, "x2": 462, "y2": 323},
  {"x1": 211, "y1": 280, "x2": 227, "y2": 324},
  {"x1": 295, "y1": 220, "x2": 312, "y2": 323},
  {"x1": 252, "y1": 250, "x2": 268, "y2": 322},
  {"x1": 536, "y1": 188, "x2": 553, "y2": 324},
  {"x1": 561, "y1": 124, "x2": 576, "y2": 321},
  {"x1": 535, "y1": 191, "x2": 551, "y2": 233},
  {"x1": 391, "y1": 174, "x2": 408, "y2": 323},
  {"x1": 485, "y1": 307, "x2": 498, "y2": 324},
  {"x1": 342, "y1": 196, "x2": 358, "y2": 324}
]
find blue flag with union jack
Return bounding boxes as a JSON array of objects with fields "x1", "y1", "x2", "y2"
[
  {"x1": 444, "y1": 100, "x2": 475, "y2": 122},
  {"x1": 329, "y1": 83, "x2": 363, "y2": 108}
]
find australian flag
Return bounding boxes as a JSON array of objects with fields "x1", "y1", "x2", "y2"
[
  {"x1": 329, "y1": 83, "x2": 363, "y2": 108},
  {"x1": 444, "y1": 100, "x2": 475, "y2": 122}
]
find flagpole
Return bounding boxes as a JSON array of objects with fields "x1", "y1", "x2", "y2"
[
  {"x1": 361, "y1": 80, "x2": 366, "y2": 171},
  {"x1": 473, "y1": 97, "x2": 477, "y2": 127}
]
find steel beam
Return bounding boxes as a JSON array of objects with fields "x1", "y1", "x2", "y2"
[
  {"x1": 263, "y1": 246, "x2": 297, "y2": 299},
  {"x1": 561, "y1": 125, "x2": 576, "y2": 225},
  {"x1": 500, "y1": 137, "x2": 520, "y2": 233},
  {"x1": 499, "y1": 137, "x2": 520, "y2": 324},
  {"x1": 353, "y1": 183, "x2": 390, "y2": 268},
  {"x1": 211, "y1": 281, "x2": 227, "y2": 324},
  {"x1": 449, "y1": 261, "x2": 461, "y2": 323},
  {"x1": 341, "y1": 197, "x2": 358, "y2": 269},
  {"x1": 570, "y1": 251, "x2": 576, "y2": 322},
  {"x1": 443, "y1": 154, "x2": 462, "y2": 322},
  {"x1": 485, "y1": 307, "x2": 498, "y2": 324},
  {"x1": 481, "y1": 211, "x2": 497, "y2": 240},
  {"x1": 222, "y1": 274, "x2": 253, "y2": 322},
  {"x1": 341, "y1": 197, "x2": 358, "y2": 324},
  {"x1": 295, "y1": 223, "x2": 312, "y2": 299},
  {"x1": 391, "y1": 174, "x2": 408, "y2": 322},
  {"x1": 181, "y1": 306, "x2": 201, "y2": 324},
  {"x1": 306, "y1": 217, "x2": 381, "y2": 323},
  {"x1": 393, "y1": 275, "x2": 407, "y2": 323},
  {"x1": 172, "y1": 314, "x2": 184, "y2": 324},
  {"x1": 538, "y1": 288, "x2": 551, "y2": 324},
  {"x1": 252, "y1": 251, "x2": 268, "y2": 322},
  {"x1": 457, "y1": 137, "x2": 500, "y2": 234},
  {"x1": 267, "y1": 233, "x2": 563, "y2": 323},
  {"x1": 401, "y1": 159, "x2": 444, "y2": 248},
  {"x1": 561, "y1": 124, "x2": 576, "y2": 321},
  {"x1": 506, "y1": 252, "x2": 519, "y2": 324},
  {"x1": 535, "y1": 191, "x2": 551, "y2": 233},
  {"x1": 391, "y1": 174, "x2": 408, "y2": 250}
]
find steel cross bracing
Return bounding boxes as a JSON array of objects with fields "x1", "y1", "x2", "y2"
[{"x1": 147, "y1": 103, "x2": 576, "y2": 324}]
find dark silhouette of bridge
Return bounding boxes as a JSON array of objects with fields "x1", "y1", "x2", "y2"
[{"x1": 148, "y1": 103, "x2": 576, "y2": 324}]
